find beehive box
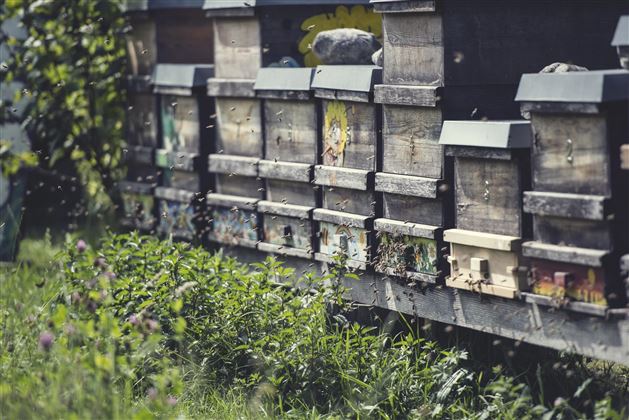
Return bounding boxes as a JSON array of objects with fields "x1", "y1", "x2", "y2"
[
  {"x1": 439, "y1": 121, "x2": 532, "y2": 298},
  {"x1": 314, "y1": 209, "x2": 372, "y2": 270},
  {"x1": 206, "y1": 193, "x2": 259, "y2": 248},
  {"x1": 515, "y1": 70, "x2": 629, "y2": 314},
  {"x1": 123, "y1": 0, "x2": 213, "y2": 76},
  {"x1": 254, "y1": 67, "x2": 318, "y2": 258},
  {"x1": 612, "y1": 15, "x2": 629, "y2": 70},
  {"x1": 119, "y1": 181, "x2": 156, "y2": 231},
  {"x1": 152, "y1": 64, "x2": 213, "y2": 240}
]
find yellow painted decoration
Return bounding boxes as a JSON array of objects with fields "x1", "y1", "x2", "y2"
[
  {"x1": 299, "y1": 5, "x2": 383, "y2": 67},
  {"x1": 323, "y1": 101, "x2": 349, "y2": 167}
]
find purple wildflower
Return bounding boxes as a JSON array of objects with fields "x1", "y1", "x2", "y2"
[
  {"x1": 76, "y1": 239, "x2": 87, "y2": 253},
  {"x1": 129, "y1": 314, "x2": 139, "y2": 326},
  {"x1": 166, "y1": 396, "x2": 178, "y2": 406},
  {"x1": 38, "y1": 331, "x2": 54, "y2": 351}
]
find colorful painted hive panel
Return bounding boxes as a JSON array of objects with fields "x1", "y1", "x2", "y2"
[
  {"x1": 161, "y1": 170, "x2": 200, "y2": 192},
  {"x1": 161, "y1": 95, "x2": 200, "y2": 154},
  {"x1": 318, "y1": 221, "x2": 369, "y2": 263},
  {"x1": 215, "y1": 98, "x2": 263, "y2": 157},
  {"x1": 530, "y1": 259, "x2": 607, "y2": 306},
  {"x1": 209, "y1": 208, "x2": 258, "y2": 245},
  {"x1": 263, "y1": 215, "x2": 312, "y2": 251},
  {"x1": 375, "y1": 233, "x2": 439, "y2": 276},
  {"x1": 530, "y1": 113, "x2": 610, "y2": 195},
  {"x1": 121, "y1": 192, "x2": 155, "y2": 230},
  {"x1": 157, "y1": 199, "x2": 196, "y2": 239},
  {"x1": 321, "y1": 100, "x2": 376, "y2": 171},
  {"x1": 128, "y1": 93, "x2": 158, "y2": 148},
  {"x1": 264, "y1": 100, "x2": 317, "y2": 164},
  {"x1": 382, "y1": 105, "x2": 443, "y2": 178},
  {"x1": 455, "y1": 158, "x2": 523, "y2": 237}
]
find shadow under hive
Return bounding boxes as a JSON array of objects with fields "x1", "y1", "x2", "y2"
[
  {"x1": 515, "y1": 70, "x2": 629, "y2": 316},
  {"x1": 254, "y1": 67, "x2": 318, "y2": 259},
  {"x1": 311, "y1": 65, "x2": 382, "y2": 270},
  {"x1": 153, "y1": 64, "x2": 214, "y2": 242},
  {"x1": 440, "y1": 121, "x2": 532, "y2": 299}
]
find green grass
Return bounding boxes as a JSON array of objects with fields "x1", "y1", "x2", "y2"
[{"x1": 1, "y1": 233, "x2": 627, "y2": 419}]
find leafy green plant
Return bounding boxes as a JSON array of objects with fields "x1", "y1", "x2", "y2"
[{"x1": 0, "y1": 0, "x2": 127, "y2": 212}]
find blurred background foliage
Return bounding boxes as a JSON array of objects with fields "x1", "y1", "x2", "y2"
[{"x1": 0, "y1": 0, "x2": 126, "y2": 229}]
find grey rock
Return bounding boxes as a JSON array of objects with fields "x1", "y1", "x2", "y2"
[
  {"x1": 372, "y1": 48, "x2": 383, "y2": 66},
  {"x1": 312, "y1": 28, "x2": 381, "y2": 65},
  {"x1": 539, "y1": 62, "x2": 589, "y2": 73}
]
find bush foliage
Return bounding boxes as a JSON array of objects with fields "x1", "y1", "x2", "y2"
[{"x1": 1, "y1": 233, "x2": 627, "y2": 418}]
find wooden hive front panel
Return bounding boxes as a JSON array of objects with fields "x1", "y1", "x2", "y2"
[
  {"x1": 382, "y1": 193, "x2": 444, "y2": 227},
  {"x1": 317, "y1": 221, "x2": 370, "y2": 266},
  {"x1": 126, "y1": 18, "x2": 156, "y2": 76},
  {"x1": 120, "y1": 182, "x2": 156, "y2": 231},
  {"x1": 455, "y1": 157, "x2": 524, "y2": 237},
  {"x1": 156, "y1": 194, "x2": 198, "y2": 241},
  {"x1": 127, "y1": 164, "x2": 159, "y2": 184},
  {"x1": 262, "y1": 215, "x2": 312, "y2": 252},
  {"x1": 264, "y1": 100, "x2": 317, "y2": 164},
  {"x1": 156, "y1": 10, "x2": 213, "y2": 64},
  {"x1": 382, "y1": 13, "x2": 443, "y2": 86},
  {"x1": 530, "y1": 113, "x2": 610, "y2": 196},
  {"x1": 266, "y1": 179, "x2": 316, "y2": 208},
  {"x1": 381, "y1": 105, "x2": 443, "y2": 178},
  {"x1": 213, "y1": 17, "x2": 261, "y2": 80},
  {"x1": 375, "y1": 233, "x2": 440, "y2": 281},
  {"x1": 160, "y1": 95, "x2": 201, "y2": 154},
  {"x1": 322, "y1": 187, "x2": 375, "y2": 217},
  {"x1": 533, "y1": 216, "x2": 612, "y2": 251},
  {"x1": 321, "y1": 100, "x2": 377, "y2": 171},
  {"x1": 215, "y1": 98, "x2": 263, "y2": 156},
  {"x1": 215, "y1": 174, "x2": 261, "y2": 198},
  {"x1": 208, "y1": 207, "x2": 258, "y2": 247},
  {"x1": 161, "y1": 169, "x2": 201, "y2": 192},
  {"x1": 128, "y1": 93, "x2": 158, "y2": 148}
]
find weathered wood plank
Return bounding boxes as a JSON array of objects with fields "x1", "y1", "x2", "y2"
[
  {"x1": 156, "y1": 10, "x2": 213, "y2": 64},
  {"x1": 372, "y1": 0, "x2": 436, "y2": 14},
  {"x1": 375, "y1": 172, "x2": 441, "y2": 198},
  {"x1": 533, "y1": 215, "x2": 612, "y2": 251},
  {"x1": 445, "y1": 146, "x2": 514, "y2": 161},
  {"x1": 214, "y1": 174, "x2": 262, "y2": 198},
  {"x1": 207, "y1": 79, "x2": 256, "y2": 98},
  {"x1": 455, "y1": 157, "x2": 524, "y2": 237},
  {"x1": 160, "y1": 95, "x2": 201, "y2": 154},
  {"x1": 215, "y1": 98, "x2": 263, "y2": 156},
  {"x1": 127, "y1": 93, "x2": 158, "y2": 148},
  {"x1": 522, "y1": 293, "x2": 607, "y2": 317},
  {"x1": 266, "y1": 179, "x2": 317, "y2": 207},
  {"x1": 524, "y1": 191, "x2": 609, "y2": 221},
  {"x1": 124, "y1": 145, "x2": 154, "y2": 165},
  {"x1": 315, "y1": 253, "x2": 368, "y2": 271},
  {"x1": 321, "y1": 100, "x2": 377, "y2": 171},
  {"x1": 258, "y1": 160, "x2": 311, "y2": 183},
  {"x1": 261, "y1": 214, "x2": 312, "y2": 254},
  {"x1": 205, "y1": 193, "x2": 258, "y2": 211},
  {"x1": 258, "y1": 242, "x2": 313, "y2": 260},
  {"x1": 322, "y1": 187, "x2": 376, "y2": 216},
  {"x1": 161, "y1": 169, "x2": 201, "y2": 192},
  {"x1": 314, "y1": 166, "x2": 371, "y2": 191},
  {"x1": 155, "y1": 150, "x2": 198, "y2": 172},
  {"x1": 444, "y1": 229, "x2": 521, "y2": 252},
  {"x1": 264, "y1": 100, "x2": 317, "y2": 163},
  {"x1": 381, "y1": 105, "x2": 443, "y2": 178},
  {"x1": 374, "y1": 85, "x2": 439, "y2": 107},
  {"x1": 313, "y1": 208, "x2": 371, "y2": 228},
  {"x1": 257, "y1": 200, "x2": 312, "y2": 218},
  {"x1": 155, "y1": 186, "x2": 195, "y2": 203},
  {"x1": 125, "y1": 18, "x2": 156, "y2": 76},
  {"x1": 522, "y1": 241, "x2": 608, "y2": 267},
  {"x1": 382, "y1": 193, "x2": 444, "y2": 226},
  {"x1": 208, "y1": 154, "x2": 258, "y2": 176},
  {"x1": 530, "y1": 113, "x2": 610, "y2": 195},
  {"x1": 378, "y1": 267, "x2": 439, "y2": 284},
  {"x1": 382, "y1": 13, "x2": 443, "y2": 86},
  {"x1": 374, "y1": 218, "x2": 441, "y2": 239},
  {"x1": 213, "y1": 17, "x2": 261, "y2": 79}
]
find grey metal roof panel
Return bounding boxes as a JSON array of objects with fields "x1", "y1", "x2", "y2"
[
  {"x1": 515, "y1": 69, "x2": 629, "y2": 103},
  {"x1": 439, "y1": 120, "x2": 532, "y2": 149},
  {"x1": 203, "y1": 0, "x2": 369, "y2": 9},
  {"x1": 311, "y1": 65, "x2": 382, "y2": 93},
  {"x1": 254, "y1": 68, "x2": 314, "y2": 91},
  {"x1": 153, "y1": 64, "x2": 214, "y2": 88},
  {"x1": 612, "y1": 15, "x2": 629, "y2": 47},
  {"x1": 123, "y1": 0, "x2": 205, "y2": 11}
]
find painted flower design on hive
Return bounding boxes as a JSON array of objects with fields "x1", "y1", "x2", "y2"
[{"x1": 323, "y1": 100, "x2": 349, "y2": 167}]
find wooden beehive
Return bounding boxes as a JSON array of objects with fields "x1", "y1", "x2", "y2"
[
  {"x1": 254, "y1": 67, "x2": 318, "y2": 258},
  {"x1": 313, "y1": 209, "x2": 372, "y2": 270},
  {"x1": 515, "y1": 70, "x2": 629, "y2": 314},
  {"x1": 119, "y1": 181, "x2": 157, "y2": 231},
  {"x1": 309, "y1": 65, "x2": 381, "y2": 267},
  {"x1": 439, "y1": 120, "x2": 532, "y2": 298},
  {"x1": 206, "y1": 194, "x2": 259, "y2": 249},
  {"x1": 152, "y1": 64, "x2": 214, "y2": 240}
]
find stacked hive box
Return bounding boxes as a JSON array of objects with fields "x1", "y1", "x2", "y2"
[
  {"x1": 120, "y1": 2, "x2": 159, "y2": 231},
  {"x1": 254, "y1": 68, "x2": 318, "y2": 259},
  {"x1": 311, "y1": 65, "x2": 381, "y2": 270},
  {"x1": 203, "y1": 0, "x2": 379, "y2": 249},
  {"x1": 370, "y1": 0, "x2": 629, "y2": 285},
  {"x1": 153, "y1": 64, "x2": 214, "y2": 241},
  {"x1": 515, "y1": 71, "x2": 629, "y2": 315},
  {"x1": 122, "y1": 0, "x2": 213, "y2": 232},
  {"x1": 439, "y1": 121, "x2": 532, "y2": 298}
]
